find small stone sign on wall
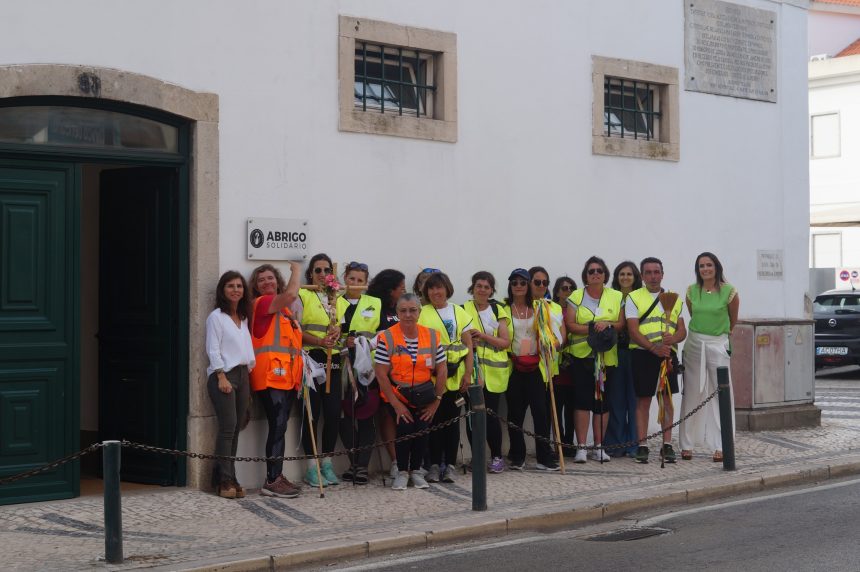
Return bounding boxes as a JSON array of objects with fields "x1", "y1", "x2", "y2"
[{"x1": 685, "y1": 0, "x2": 777, "y2": 103}]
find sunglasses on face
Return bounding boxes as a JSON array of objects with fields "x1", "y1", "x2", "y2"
[
  {"x1": 510, "y1": 279, "x2": 528, "y2": 287},
  {"x1": 346, "y1": 261, "x2": 368, "y2": 272},
  {"x1": 587, "y1": 268, "x2": 605, "y2": 275},
  {"x1": 421, "y1": 267, "x2": 441, "y2": 274},
  {"x1": 532, "y1": 279, "x2": 549, "y2": 287},
  {"x1": 559, "y1": 285, "x2": 573, "y2": 292},
  {"x1": 313, "y1": 267, "x2": 333, "y2": 275}
]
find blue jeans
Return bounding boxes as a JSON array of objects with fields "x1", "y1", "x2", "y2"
[{"x1": 604, "y1": 347, "x2": 638, "y2": 456}]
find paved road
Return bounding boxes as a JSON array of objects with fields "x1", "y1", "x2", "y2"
[
  {"x1": 815, "y1": 365, "x2": 860, "y2": 422},
  {"x1": 322, "y1": 478, "x2": 860, "y2": 572}
]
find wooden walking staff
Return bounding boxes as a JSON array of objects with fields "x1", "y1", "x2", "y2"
[
  {"x1": 656, "y1": 291, "x2": 679, "y2": 425},
  {"x1": 302, "y1": 382, "x2": 325, "y2": 498},
  {"x1": 534, "y1": 299, "x2": 565, "y2": 474}
]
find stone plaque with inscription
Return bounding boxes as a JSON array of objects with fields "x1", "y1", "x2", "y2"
[{"x1": 685, "y1": 0, "x2": 777, "y2": 102}]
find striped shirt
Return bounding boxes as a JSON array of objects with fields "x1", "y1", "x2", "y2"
[{"x1": 375, "y1": 336, "x2": 447, "y2": 365}]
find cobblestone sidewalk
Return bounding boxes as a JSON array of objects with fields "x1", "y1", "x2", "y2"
[{"x1": 2, "y1": 419, "x2": 860, "y2": 571}]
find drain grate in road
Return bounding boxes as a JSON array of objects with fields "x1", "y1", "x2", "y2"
[{"x1": 586, "y1": 527, "x2": 671, "y2": 542}]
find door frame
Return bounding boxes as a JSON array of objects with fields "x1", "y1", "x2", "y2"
[{"x1": 0, "y1": 97, "x2": 191, "y2": 489}]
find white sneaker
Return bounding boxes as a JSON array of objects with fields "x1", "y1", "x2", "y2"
[
  {"x1": 590, "y1": 447, "x2": 611, "y2": 462},
  {"x1": 410, "y1": 472, "x2": 430, "y2": 489},
  {"x1": 426, "y1": 464, "x2": 441, "y2": 483},
  {"x1": 442, "y1": 465, "x2": 457, "y2": 483},
  {"x1": 389, "y1": 463, "x2": 398, "y2": 479},
  {"x1": 391, "y1": 471, "x2": 408, "y2": 491},
  {"x1": 574, "y1": 447, "x2": 588, "y2": 463}
]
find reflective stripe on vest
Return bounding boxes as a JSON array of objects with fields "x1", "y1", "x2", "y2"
[
  {"x1": 565, "y1": 288, "x2": 622, "y2": 367},
  {"x1": 298, "y1": 288, "x2": 347, "y2": 353},
  {"x1": 628, "y1": 287, "x2": 682, "y2": 351},
  {"x1": 418, "y1": 304, "x2": 472, "y2": 391},
  {"x1": 342, "y1": 294, "x2": 382, "y2": 340},
  {"x1": 378, "y1": 324, "x2": 438, "y2": 403}
]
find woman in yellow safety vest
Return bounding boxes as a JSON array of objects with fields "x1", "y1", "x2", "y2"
[
  {"x1": 563, "y1": 256, "x2": 624, "y2": 464},
  {"x1": 294, "y1": 253, "x2": 348, "y2": 487},
  {"x1": 418, "y1": 270, "x2": 474, "y2": 484},
  {"x1": 338, "y1": 261, "x2": 382, "y2": 485},
  {"x1": 551, "y1": 275, "x2": 578, "y2": 457},
  {"x1": 463, "y1": 271, "x2": 511, "y2": 474}
]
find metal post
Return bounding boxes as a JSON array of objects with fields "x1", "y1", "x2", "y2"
[
  {"x1": 468, "y1": 384, "x2": 487, "y2": 511},
  {"x1": 717, "y1": 367, "x2": 736, "y2": 471},
  {"x1": 102, "y1": 440, "x2": 123, "y2": 563}
]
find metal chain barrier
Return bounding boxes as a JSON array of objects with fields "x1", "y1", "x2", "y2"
[
  {"x1": 0, "y1": 443, "x2": 104, "y2": 485},
  {"x1": 487, "y1": 386, "x2": 722, "y2": 453}
]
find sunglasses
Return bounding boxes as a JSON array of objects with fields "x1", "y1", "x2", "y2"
[
  {"x1": 587, "y1": 268, "x2": 605, "y2": 275},
  {"x1": 421, "y1": 267, "x2": 441, "y2": 274},
  {"x1": 346, "y1": 261, "x2": 368, "y2": 272},
  {"x1": 559, "y1": 285, "x2": 574, "y2": 292},
  {"x1": 532, "y1": 279, "x2": 549, "y2": 287},
  {"x1": 510, "y1": 279, "x2": 528, "y2": 287},
  {"x1": 313, "y1": 267, "x2": 333, "y2": 275}
]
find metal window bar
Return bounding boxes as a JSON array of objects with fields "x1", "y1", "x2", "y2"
[
  {"x1": 355, "y1": 44, "x2": 436, "y2": 116},
  {"x1": 604, "y1": 76, "x2": 661, "y2": 140}
]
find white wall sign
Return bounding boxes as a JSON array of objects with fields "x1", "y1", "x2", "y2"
[
  {"x1": 757, "y1": 249, "x2": 783, "y2": 280},
  {"x1": 685, "y1": 0, "x2": 777, "y2": 102},
  {"x1": 247, "y1": 218, "x2": 310, "y2": 261}
]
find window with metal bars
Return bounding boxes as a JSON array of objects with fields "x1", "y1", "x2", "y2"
[
  {"x1": 603, "y1": 77, "x2": 661, "y2": 140},
  {"x1": 354, "y1": 42, "x2": 435, "y2": 117}
]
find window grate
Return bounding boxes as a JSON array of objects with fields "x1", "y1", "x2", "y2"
[
  {"x1": 604, "y1": 77, "x2": 661, "y2": 140},
  {"x1": 354, "y1": 42, "x2": 436, "y2": 117}
]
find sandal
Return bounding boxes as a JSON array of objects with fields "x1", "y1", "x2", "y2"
[
  {"x1": 713, "y1": 450, "x2": 723, "y2": 463},
  {"x1": 681, "y1": 450, "x2": 693, "y2": 461}
]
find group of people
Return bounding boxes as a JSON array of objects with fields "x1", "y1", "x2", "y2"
[{"x1": 204, "y1": 252, "x2": 738, "y2": 497}]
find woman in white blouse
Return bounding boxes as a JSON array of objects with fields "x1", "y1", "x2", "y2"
[{"x1": 205, "y1": 270, "x2": 255, "y2": 499}]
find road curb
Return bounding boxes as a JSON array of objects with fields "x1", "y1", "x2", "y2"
[{"x1": 177, "y1": 457, "x2": 860, "y2": 571}]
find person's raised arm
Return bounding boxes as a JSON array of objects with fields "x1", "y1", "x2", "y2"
[{"x1": 267, "y1": 261, "x2": 302, "y2": 315}]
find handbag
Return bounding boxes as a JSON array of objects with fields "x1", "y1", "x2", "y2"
[
  {"x1": 447, "y1": 360, "x2": 461, "y2": 378},
  {"x1": 511, "y1": 354, "x2": 540, "y2": 373},
  {"x1": 398, "y1": 382, "x2": 437, "y2": 407}
]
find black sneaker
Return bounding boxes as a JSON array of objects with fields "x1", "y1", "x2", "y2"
[
  {"x1": 662, "y1": 444, "x2": 677, "y2": 464},
  {"x1": 634, "y1": 446, "x2": 649, "y2": 464}
]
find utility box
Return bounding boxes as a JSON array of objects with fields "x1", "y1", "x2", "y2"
[{"x1": 730, "y1": 319, "x2": 820, "y2": 430}]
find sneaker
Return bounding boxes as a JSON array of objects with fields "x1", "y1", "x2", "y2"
[
  {"x1": 391, "y1": 471, "x2": 408, "y2": 491},
  {"x1": 635, "y1": 446, "x2": 650, "y2": 464},
  {"x1": 217, "y1": 481, "x2": 237, "y2": 499},
  {"x1": 662, "y1": 444, "x2": 677, "y2": 463},
  {"x1": 590, "y1": 447, "x2": 611, "y2": 462},
  {"x1": 342, "y1": 467, "x2": 355, "y2": 482},
  {"x1": 231, "y1": 479, "x2": 246, "y2": 499},
  {"x1": 389, "y1": 463, "x2": 399, "y2": 479},
  {"x1": 304, "y1": 466, "x2": 326, "y2": 488},
  {"x1": 320, "y1": 459, "x2": 339, "y2": 486},
  {"x1": 508, "y1": 459, "x2": 525, "y2": 471},
  {"x1": 410, "y1": 471, "x2": 430, "y2": 489},
  {"x1": 535, "y1": 461, "x2": 560, "y2": 471},
  {"x1": 489, "y1": 457, "x2": 505, "y2": 474},
  {"x1": 353, "y1": 467, "x2": 369, "y2": 485},
  {"x1": 573, "y1": 447, "x2": 588, "y2": 464},
  {"x1": 426, "y1": 464, "x2": 441, "y2": 483},
  {"x1": 442, "y1": 464, "x2": 457, "y2": 483},
  {"x1": 261, "y1": 475, "x2": 300, "y2": 499}
]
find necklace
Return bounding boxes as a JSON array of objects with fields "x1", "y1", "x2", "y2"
[{"x1": 513, "y1": 303, "x2": 529, "y2": 319}]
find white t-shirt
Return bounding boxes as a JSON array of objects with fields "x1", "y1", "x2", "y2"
[
  {"x1": 512, "y1": 316, "x2": 537, "y2": 356},
  {"x1": 205, "y1": 309, "x2": 255, "y2": 376},
  {"x1": 625, "y1": 290, "x2": 664, "y2": 319},
  {"x1": 478, "y1": 305, "x2": 499, "y2": 334},
  {"x1": 568, "y1": 290, "x2": 604, "y2": 317},
  {"x1": 435, "y1": 303, "x2": 473, "y2": 340}
]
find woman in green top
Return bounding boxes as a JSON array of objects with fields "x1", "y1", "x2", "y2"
[{"x1": 679, "y1": 252, "x2": 740, "y2": 462}]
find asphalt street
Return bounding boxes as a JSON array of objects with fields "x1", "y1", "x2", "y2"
[{"x1": 318, "y1": 477, "x2": 860, "y2": 572}]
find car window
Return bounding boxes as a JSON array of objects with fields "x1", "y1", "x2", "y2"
[{"x1": 814, "y1": 295, "x2": 860, "y2": 313}]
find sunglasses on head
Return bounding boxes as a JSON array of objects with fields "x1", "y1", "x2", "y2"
[
  {"x1": 510, "y1": 279, "x2": 528, "y2": 287},
  {"x1": 346, "y1": 261, "x2": 368, "y2": 272},
  {"x1": 313, "y1": 267, "x2": 333, "y2": 275},
  {"x1": 532, "y1": 279, "x2": 549, "y2": 287},
  {"x1": 421, "y1": 267, "x2": 441, "y2": 274},
  {"x1": 587, "y1": 268, "x2": 605, "y2": 275}
]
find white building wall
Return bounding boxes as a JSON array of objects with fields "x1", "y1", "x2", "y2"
[
  {"x1": 0, "y1": 0, "x2": 810, "y2": 484},
  {"x1": 809, "y1": 10, "x2": 860, "y2": 57}
]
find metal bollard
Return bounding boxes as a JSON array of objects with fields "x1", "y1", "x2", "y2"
[
  {"x1": 102, "y1": 440, "x2": 123, "y2": 563},
  {"x1": 468, "y1": 384, "x2": 487, "y2": 511},
  {"x1": 716, "y1": 367, "x2": 736, "y2": 471}
]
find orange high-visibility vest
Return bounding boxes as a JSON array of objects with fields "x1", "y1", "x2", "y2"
[
  {"x1": 250, "y1": 296, "x2": 303, "y2": 391},
  {"x1": 377, "y1": 323, "x2": 438, "y2": 404}
]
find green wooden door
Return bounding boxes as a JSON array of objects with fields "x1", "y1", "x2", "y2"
[
  {"x1": 0, "y1": 162, "x2": 78, "y2": 505},
  {"x1": 98, "y1": 167, "x2": 178, "y2": 485}
]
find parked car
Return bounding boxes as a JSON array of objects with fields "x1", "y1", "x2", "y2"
[{"x1": 814, "y1": 289, "x2": 860, "y2": 369}]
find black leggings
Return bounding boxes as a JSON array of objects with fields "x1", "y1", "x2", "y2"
[
  {"x1": 430, "y1": 390, "x2": 462, "y2": 467},
  {"x1": 505, "y1": 368, "x2": 552, "y2": 465},
  {"x1": 550, "y1": 383, "x2": 576, "y2": 451},
  {"x1": 465, "y1": 389, "x2": 503, "y2": 459},
  {"x1": 338, "y1": 416, "x2": 375, "y2": 469},
  {"x1": 386, "y1": 404, "x2": 429, "y2": 471},
  {"x1": 257, "y1": 387, "x2": 297, "y2": 482},
  {"x1": 302, "y1": 352, "x2": 343, "y2": 455}
]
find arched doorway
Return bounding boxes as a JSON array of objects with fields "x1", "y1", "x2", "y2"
[{"x1": 0, "y1": 66, "x2": 219, "y2": 504}]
